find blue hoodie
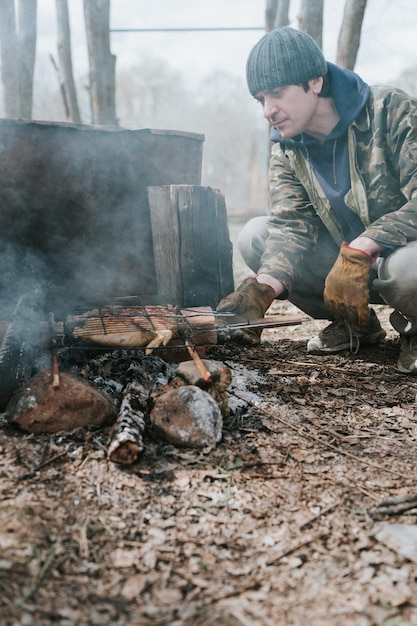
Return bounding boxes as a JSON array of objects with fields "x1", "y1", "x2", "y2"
[{"x1": 270, "y1": 62, "x2": 370, "y2": 242}]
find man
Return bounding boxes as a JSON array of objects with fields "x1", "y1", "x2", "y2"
[{"x1": 217, "y1": 26, "x2": 417, "y2": 374}]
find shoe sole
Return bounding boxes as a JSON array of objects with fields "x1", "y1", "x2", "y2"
[
  {"x1": 397, "y1": 358, "x2": 417, "y2": 374},
  {"x1": 307, "y1": 330, "x2": 386, "y2": 355}
]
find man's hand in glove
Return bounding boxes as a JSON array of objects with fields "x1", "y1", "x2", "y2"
[
  {"x1": 216, "y1": 277, "x2": 275, "y2": 345},
  {"x1": 324, "y1": 242, "x2": 377, "y2": 326}
]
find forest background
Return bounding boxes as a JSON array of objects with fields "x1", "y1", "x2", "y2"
[{"x1": 1, "y1": 0, "x2": 417, "y2": 213}]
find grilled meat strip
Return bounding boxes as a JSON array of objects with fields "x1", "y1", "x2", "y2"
[{"x1": 68, "y1": 305, "x2": 180, "y2": 354}]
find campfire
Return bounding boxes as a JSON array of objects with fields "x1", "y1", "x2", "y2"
[
  {"x1": 0, "y1": 121, "x2": 307, "y2": 466},
  {"x1": 0, "y1": 289, "x2": 306, "y2": 464}
]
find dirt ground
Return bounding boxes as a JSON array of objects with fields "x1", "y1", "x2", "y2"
[{"x1": 2, "y1": 296, "x2": 417, "y2": 626}]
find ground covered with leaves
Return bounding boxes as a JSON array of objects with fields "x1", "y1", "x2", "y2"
[{"x1": 1, "y1": 302, "x2": 417, "y2": 626}]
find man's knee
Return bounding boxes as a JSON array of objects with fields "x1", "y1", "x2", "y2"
[
  {"x1": 374, "y1": 241, "x2": 417, "y2": 317},
  {"x1": 237, "y1": 216, "x2": 269, "y2": 273}
]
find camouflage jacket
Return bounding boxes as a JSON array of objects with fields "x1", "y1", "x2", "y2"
[{"x1": 260, "y1": 85, "x2": 417, "y2": 291}]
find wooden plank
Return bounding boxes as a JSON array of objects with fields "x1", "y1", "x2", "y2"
[
  {"x1": 213, "y1": 188, "x2": 236, "y2": 299},
  {"x1": 148, "y1": 185, "x2": 234, "y2": 308},
  {"x1": 147, "y1": 185, "x2": 183, "y2": 301}
]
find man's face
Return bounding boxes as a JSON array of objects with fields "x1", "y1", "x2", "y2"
[{"x1": 254, "y1": 78, "x2": 323, "y2": 138}]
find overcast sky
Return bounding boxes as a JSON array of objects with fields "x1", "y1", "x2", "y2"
[{"x1": 34, "y1": 0, "x2": 417, "y2": 90}]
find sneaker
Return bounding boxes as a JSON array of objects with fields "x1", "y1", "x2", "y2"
[
  {"x1": 307, "y1": 311, "x2": 386, "y2": 354},
  {"x1": 397, "y1": 334, "x2": 417, "y2": 374},
  {"x1": 389, "y1": 311, "x2": 417, "y2": 374}
]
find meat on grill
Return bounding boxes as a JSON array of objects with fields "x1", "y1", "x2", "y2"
[{"x1": 68, "y1": 305, "x2": 180, "y2": 354}]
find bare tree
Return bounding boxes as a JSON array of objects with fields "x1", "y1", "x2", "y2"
[
  {"x1": 18, "y1": 0, "x2": 37, "y2": 118},
  {"x1": 298, "y1": 0, "x2": 324, "y2": 48},
  {"x1": 0, "y1": 0, "x2": 20, "y2": 117},
  {"x1": 296, "y1": 0, "x2": 368, "y2": 71},
  {"x1": 83, "y1": 0, "x2": 117, "y2": 125},
  {"x1": 337, "y1": 0, "x2": 368, "y2": 70},
  {"x1": 265, "y1": 0, "x2": 290, "y2": 31},
  {"x1": 55, "y1": 0, "x2": 81, "y2": 123},
  {"x1": 0, "y1": 0, "x2": 37, "y2": 119}
]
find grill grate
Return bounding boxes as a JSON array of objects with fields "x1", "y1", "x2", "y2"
[
  {"x1": 64, "y1": 304, "x2": 224, "y2": 339},
  {"x1": 53, "y1": 297, "x2": 306, "y2": 350}
]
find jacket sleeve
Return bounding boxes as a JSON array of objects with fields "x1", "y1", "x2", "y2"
[
  {"x1": 362, "y1": 87, "x2": 417, "y2": 246},
  {"x1": 258, "y1": 143, "x2": 322, "y2": 292}
]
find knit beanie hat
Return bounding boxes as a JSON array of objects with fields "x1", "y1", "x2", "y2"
[{"x1": 246, "y1": 26, "x2": 328, "y2": 96}]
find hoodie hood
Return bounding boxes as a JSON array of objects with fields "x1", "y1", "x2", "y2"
[{"x1": 270, "y1": 62, "x2": 370, "y2": 147}]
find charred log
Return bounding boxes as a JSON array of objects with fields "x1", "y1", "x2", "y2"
[
  {"x1": 107, "y1": 380, "x2": 148, "y2": 464},
  {"x1": 105, "y1": 355, "x2": 174, "y2": 464}
]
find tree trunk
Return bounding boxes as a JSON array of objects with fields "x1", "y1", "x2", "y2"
[
  {"x1": 55, "y1": 0, "x2": 81, "y2": 123},
  {"x1": 0, "y1": 0, "x2": 20, "y2": 117},
  {"x1": 265, "y1": 0, "x2": 290, "y2": 31},
  {"x1": 17, "y1": 0, "x2": 37, "y2": 119},
  {"x1": 83, "y1": 0, "x2": 117, "y2": 125},
  {"x1": 298, "y1": 0, "x2": 324, "y2": 48},
  {"x1": 337, "y1": 0, "x2": 368, "y2": 70}
]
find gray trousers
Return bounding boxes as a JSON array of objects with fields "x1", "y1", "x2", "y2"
[{"x1": 237, "y1": 216, "x2": 417, "y2": 323}]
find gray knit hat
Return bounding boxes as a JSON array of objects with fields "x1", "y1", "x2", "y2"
[{"x1": 246, "y1": 26, "x2": 328, "y2": 96}]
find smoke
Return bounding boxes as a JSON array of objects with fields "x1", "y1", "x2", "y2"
[
  {"x1": 0, "y1": 241, "x2": 49, "y2": 318},
  {"x1": 0, "y1": 120, "x2": 204, "y2": 321}
]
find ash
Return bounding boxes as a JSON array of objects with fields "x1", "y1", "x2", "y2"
[
  {"x1": 222, "y1": 361, "x2": 268, "y2": 411},
  {"x1": 59, "y1": 347, "x2": 177, "y2": 406}
]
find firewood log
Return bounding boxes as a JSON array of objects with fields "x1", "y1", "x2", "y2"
[{"x1": 107, "y1": 380, "x2": 148, "y2": 464}]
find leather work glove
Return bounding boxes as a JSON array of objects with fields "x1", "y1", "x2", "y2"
[
  {"x1": 324, "y1": 242, "x2": 375, "y2": 326},
  {"x1": 216, "y1": 277, "x2": 275, "y2": 345}
]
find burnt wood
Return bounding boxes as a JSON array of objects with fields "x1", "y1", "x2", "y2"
[{"x1": 107, "y1": 380, "x2": 147, "y2": 464}]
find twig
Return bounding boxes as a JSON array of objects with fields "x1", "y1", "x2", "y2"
[
  {"x1": 242, "y1": 472, "x2": 287, "y2": 479},
  {"x1": 78, "y1": 518, "x2": 90, "y2": 558},
  {"x1": 15, "y1": 540, "x2": 58, "y2": 605},
  {"x1": 266, "y1": 535, "x2": 322, "y2": 566},
  {"x1": 371, "y1": 502, "x2": 417, "y2": 517},
  {"x1": 239, "y1": 356, "x2": 402, "y2": 377},
  {"x1": 49, "y1": 312, "x2": 60, "y2": 389},
  {"x1": 16, "y1": 450, "x2": 68, "y2": 480},
  {"x1": 299, "y1": 500, "x2": 341, "y2": 529},
  {"x1": 184, "y1": 338, "x2": 212, "y2": 383},
  {"x1": 51, "y1": 351, "x2": 60, "y2": 389},
  {"x1": 378, "y1": 493, "x2": 417, "y2": 506},
  {"x1": 370, "y1": 493, "x2": 417, "y2": 517},
  {"x1": 353, "y1": 484, "x2": 382, "y2": 502},
  {"x1": 240, "y1": 460, "x2": 286, "y2": 468},
  {"x1": 240, "y1": 357, "x2": 353, "y2": 374}
]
